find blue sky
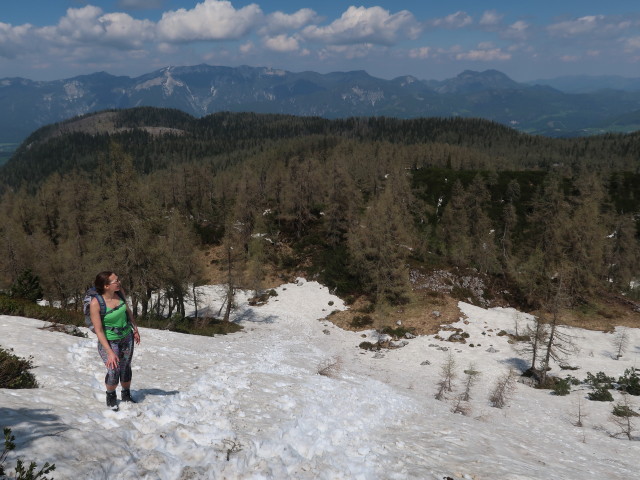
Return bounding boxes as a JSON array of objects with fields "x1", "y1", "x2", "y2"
[{"x1": 1, "y1": 1, "x2": 638, "y2": 81}]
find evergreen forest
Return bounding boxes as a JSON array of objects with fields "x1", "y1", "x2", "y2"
[{"x1": 0, "y1": 107, "x2": 638, "y2": 327}]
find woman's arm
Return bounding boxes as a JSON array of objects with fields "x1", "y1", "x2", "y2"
[
  {"x1": 119, "y1": 287, "x2": 141, "y2": 345},
  {"x1": 90, "y1": 297, "x2": 119, "y2": 369}
]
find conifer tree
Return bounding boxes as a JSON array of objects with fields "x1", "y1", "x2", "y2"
[
  {"x1": 347, "y1": 169, "x2": 415, "y2": 305},
  {"x1": 439, "y1": 179, "x2": 471, "y2": 266},
  {"x1": 467, "y1": 174, "x2": 500, "y2": 274}
]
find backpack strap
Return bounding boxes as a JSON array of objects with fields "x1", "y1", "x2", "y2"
[
  {"x1": 97, "y1": 290, "x2": 132, "y2": 335},
  {"x1": 95, "y1": 293, "x2": 107, "y2": 320}
]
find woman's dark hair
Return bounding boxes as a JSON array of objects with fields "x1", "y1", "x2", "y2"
[{"x1": 94, "y1": 271, "x2": 115, "y2": 294}]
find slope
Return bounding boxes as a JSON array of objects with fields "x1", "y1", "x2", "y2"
[{"x1": 1, "y1": 279, "x2": 640, "y2": 479}]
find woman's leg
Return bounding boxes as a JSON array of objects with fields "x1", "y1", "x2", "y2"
[
  {"x1": 98, "y1": 340, "x2": 119, "y2": 391},
  {"x1": 117, "y1": 332, "x2": 135, "y2": 387}
]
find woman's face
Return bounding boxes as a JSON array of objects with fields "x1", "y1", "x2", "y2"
[{"x1": 106, "y1": 274, "x2": 121, "y2": 292}]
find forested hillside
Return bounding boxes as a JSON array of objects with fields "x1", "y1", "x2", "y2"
[{"x1": 0, "y1": 108, "x2": 638, "y2": 327}]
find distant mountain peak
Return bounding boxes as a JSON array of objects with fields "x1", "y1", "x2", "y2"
[
  {"x1": 0, "y1": 63, "x2": 638, "y2": 145},
  {"x1": 435, "y1": 69, "x2": 520, "y2": 94}
]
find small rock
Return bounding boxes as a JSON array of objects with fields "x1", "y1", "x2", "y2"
[
  {"x1": 404, "y1": 333, "x2": 416, "y2": 339},
  {"x1": 421, "y1": 360, "x2": 431, "y2": 365},
  {"x1": 432, "y1": 311, "x2": 441, "y2": 317},
  {"x1": 396, "y1": 320, "x2": 402, "y2": 326},
  {"x1": 486, "y1": 346, "x2": 498, "y2": 353},
  {"x1": 323, "y1": 329, "x2": 330, "y2": 335}
]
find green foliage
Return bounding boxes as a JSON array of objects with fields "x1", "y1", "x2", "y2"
[
  {"x1": 612, "y1": 404, "x2": 639, "y2": 417},
  {"x1": 0, "y1": 108, "x2": 638, "y2": 318},
  {"x1": 584, "y1": 371, "x2": 615, "y2": 389},
  {"x1": 565, "y1": 375, "x2": 581, "y2": 386},
  {"x1": 552, "y1": 378, "x2": 571, "y2": 396},
  {"x1": 1, "y1": 428, "x2": 56, "y2": 479},
  {"x1": 380, "y1": 325, "x2": 413, "y2": 338},
  {"x1": 588, "y1": 386, "x2": 614, "y2": 402},
  {"x1": 8, "y1": 270, "x2": 43, "y2": 303},
  {"x1": 0, "y1": 348, "x2": 38, "y2": 389},
  {"x1": 312, "y1": 245, "x2": 361, "y2": 298},
  {"x1": 0, "y1": 295, "x2": 82, "y2": 326},
  {"x1": 617, "y1": 368, "x2": 640, "y2": 396}
]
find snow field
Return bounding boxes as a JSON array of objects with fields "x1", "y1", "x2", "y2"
[{"x1": 2, "y1": 279, "x2": 640, "y2": 479}]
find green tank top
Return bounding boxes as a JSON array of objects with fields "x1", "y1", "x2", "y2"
[{"x1": 103, "y1": 300, "x2": 131, "y2": 340}]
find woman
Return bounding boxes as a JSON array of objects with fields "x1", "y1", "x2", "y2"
[{"x1": 90, "y1": 271, "x2": 141, "y2": 410}]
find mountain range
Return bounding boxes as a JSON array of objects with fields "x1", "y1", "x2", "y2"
[{"x1": 1, "y1": 64, "x2": 639, "y2": 146}]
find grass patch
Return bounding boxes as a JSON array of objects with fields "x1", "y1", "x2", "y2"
[{"x1": 350, "y1": 315, "x2": 374, "y2": 328}]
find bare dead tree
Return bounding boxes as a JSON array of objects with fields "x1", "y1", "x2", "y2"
[
  {"x1": 570, "y1": 396, "x2": 588, "y2": 428},
  {"x1": 539, "y1": 311, "x2": 580, "y2": 384},
  {"x1": 460, "y1": 363, "x2": 481, "y2": 402},
  {"x1": 435, "y1": 351, "x2": 457, "y2": 401},
  {"x1": 489, "y1": 369, "x2": 517, "y2": 408},
  {"x1": 518, "y1": 315, "x2": 548, "y2": 373},
  {"x1": 610, "y1": 394, "x2": 638, "y2": 440},
  {"x1": 612, "y1": 327, "x2": 630, "y2": 360}
]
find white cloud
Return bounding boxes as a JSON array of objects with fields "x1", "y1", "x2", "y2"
[
  {"x1": 456, "y1": 47, "x2": 511, "y2": 61},
  {"x1": 157, "y1": 0, "x2": 263, "y2": 42},
  {"x1": 0, "y1": 22, "x2": 34, "y2": 58},
  {"x1": 548, "y1": 15, "x2": 603, "y2": 37},
  {"x1": 98, "y1": 12, "x2": 155, "y2": 48},
  {"x1": 624, "y1": 36, "x2": 640, "y2": 51},
  {"x1": 302, "y1": 6, "x2": 420, "y2": 46},
  {"x1": 477, "y1": 41, "x2": 495, "y2": 49},
  {"x1": 0, "y1": 6, "x2": 155, "y2": 58},
  {"x1": 503, "y1": 20, "x2": 529, "y2": 40},
  {"x1": 431, "y1": 11, "x2": 473, "y2": 29},
  {"x1": 56, "y1": 6, "x2": 106, "y2": 42},
  {"x1": 240, "y1": 41, "x2": 254, "y2": 54},
  {"x1": 479, "y1": 10, "x2": 503, "y2": 27},
  {"x1": 547, "y1": 15, "x2": 637, "y2": 38},
  {"x1": 263, "y1": 8, "x2": 319, "y2": 35},
  {"x1": 318, "y1": 43, "x2": 377, "y2": 60},
  {"x1": 263, "y1": 34, "x2": 299, "y2": 52},
  {"x1": 408, "y1": 46, "x2": 433, "y2": 59}
]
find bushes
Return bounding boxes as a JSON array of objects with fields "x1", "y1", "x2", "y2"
[
  {"x1": 0, "y1": 295, "x2": 82, "y2": 327},
  {"x1": 552, "y1": 378, "x2": 571, "y2": 396},
  {"x1": 1, "y1": 428, "x2": 55, "y2": 479},
  {"x1": 588, "y1": 386, "x2": 614, "y2": 402},
  {"x1": 8, "y1": 270, "x2": 43, "y2": 303},
  {"x1": 0, "y1": 348, "x2": 38, "y2": 389},
  {"x1": 584, "y1": 371, "x2": 615, "y2": 389},
  {"x1": 617, "y1": 368, "x2": 640, "y2": 395}
]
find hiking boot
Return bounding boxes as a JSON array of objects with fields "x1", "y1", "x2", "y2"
[
  {"x1": 106, "y1": 390, "x2": 118, "y2": 408},
  {"x1": 121, "y1": 389, "x2": 137, "y2": 403}
]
